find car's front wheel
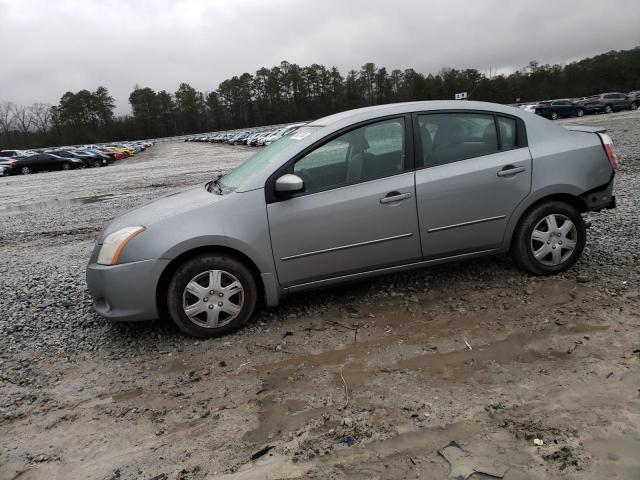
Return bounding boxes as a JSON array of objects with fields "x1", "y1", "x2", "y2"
[
  {"x1": 511, "y1": 201, "x2": 585, "y2": 275},
  {"x1": 604, "y1": 105, "x2": 613, "y2": 114},
  {"x1": 167, "y1": 254, "x2": 257, "y2": 337},
  {"x1": 576, "y1": 108, "x2": 584, "y2": 117},
  {"x1": 550, "y1": 112, "x2": 558, "y2": 120},
  {"x1": 631, "y1": 102, "x2": 638, "y2": 111},
  {"x1": 20, "y1": 166, "x2": 31, "y2": 175}
]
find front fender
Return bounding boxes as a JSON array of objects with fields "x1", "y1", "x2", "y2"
[{"x1": 160, "y1": 235, "x2": 275, "y2": 275}]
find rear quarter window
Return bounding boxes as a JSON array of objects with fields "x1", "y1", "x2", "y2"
[{"x1": 498, "y1": 116, "x2": 517, "y2": 149}]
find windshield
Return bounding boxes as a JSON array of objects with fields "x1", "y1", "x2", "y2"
[{"x1": 219, "y1": 126, "x2": 319, "y2": 190}]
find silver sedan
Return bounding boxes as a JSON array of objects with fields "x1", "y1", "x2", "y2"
[{"x1": 87, "y1": 101, "x2": 617, "y2": 337}]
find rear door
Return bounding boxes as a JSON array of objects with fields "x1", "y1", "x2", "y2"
[
  {"x1": 267, "y1": 116, "x2": 422, "y2": 287},
  {"x1": 29, "y1": 154, "x2": 47, "y2": 172},
  {"x1": 413, "y1": 111, "x2": 532, "y2": 259}
]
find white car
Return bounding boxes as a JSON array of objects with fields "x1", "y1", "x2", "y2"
[
  {"x1": 263, "y1": 123, "x2": 308, "y2": 146},
  {"x1": 519, "y1": 103, "x2": 538, "y2": 113}
]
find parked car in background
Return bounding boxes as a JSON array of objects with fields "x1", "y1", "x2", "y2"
[
  {"x1": 263, "y1": 123, "x2": 306, "y2": 145},
  {"x1": 519, "y1": 103, "x2": 538, "y2": 113},
  {"x1": 578, "y1": 92, "x2": 637, "y2": 114},
  {"x1": 3, "y1": 153, "x2": 84, "y2": 175},
  {"x1": 244, "y1": 132, "x2": 261, "y2": 145},
  {"x1": 256, "y1": 131, "x2": 274, "y2": 146},
  {"x1": 87, "y1": 100, "x2": 617, "y2": 338},
  {"x1": 228, "y1": 132, "x2": 248, "y2": 145},
  {"x1": 0, "y1": 149, "x2": 32, "y2": 158},
  {"x1": 47, "y1": 149, "x2": 107, "y2": 168},
  {"x1": 83, "y1": 148, "x2": 116, "y2": 164},
  {"x1": 535, "y1": 99, "x2": 584, "y2": 120}
]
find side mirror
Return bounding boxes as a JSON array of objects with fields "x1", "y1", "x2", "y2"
[{"x1": 275, "y1": 174, "x2": 304, "y2": 194}]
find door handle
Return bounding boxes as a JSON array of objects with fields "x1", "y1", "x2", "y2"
[
  {"x1": 497, "y1": 166, "x2": 526, "y2": 177},
  {"x1": 380, "y1": 191, "x2": 412, "y2": 204}
]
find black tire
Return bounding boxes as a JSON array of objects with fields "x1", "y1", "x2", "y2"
[
  {"x1": 631, "y1": 102, "x2": 638, "y2": 111},
  {"x1": 576, "y1": 108, "x2": 584, "y2": 117},
  {"x1": 604, "y1": 105, "x2": 613, "y2": 114},
  {"x1": 510, "y1": 200, "x2": 586, "y2": 275},
  {"x1": 92, "y1": 159, "x2": 101, "y2": 168},
  {"x1": 20, "y1": 166, "x2": 31, "y2": 175},
  {"x1": 62, "y1": 162, "x2": 71, "y2": 170},
  {"x1": 550, "y1": 112, "x2": 558, "y2": 120},
  {"x1": 166, "y1": 254, "x2": 257, "y2": 338}
]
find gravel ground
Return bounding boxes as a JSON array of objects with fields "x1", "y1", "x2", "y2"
[{"x1": 1, "y1": 111, "x2": 639, "y2": 480}]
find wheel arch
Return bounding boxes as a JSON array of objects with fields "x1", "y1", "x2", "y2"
[
  {"x1": 156, "y1": 245, "x2": 269, "y2": 321},
  {"x1": 504, "y1": 191, "x2": 588, "y2": 251}
]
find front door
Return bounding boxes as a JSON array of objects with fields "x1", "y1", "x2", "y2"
[
  {"x1": 267, "y1": 117, "x2": 422, "y2": 287},
  {"x1": 413, "y1": 112, "x2": 532, "y2": 259}
]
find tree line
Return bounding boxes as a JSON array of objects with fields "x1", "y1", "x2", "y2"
[{"x1": 2, "y1": 47, "x2": 639, "y2": 149}]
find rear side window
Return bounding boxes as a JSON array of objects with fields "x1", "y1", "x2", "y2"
[
  {"x1": 498, "y1": 116, "x2": 517, "y2": 149},
  {"x1": 417, "y1": 113, "x2": 498, "y2": 167}
]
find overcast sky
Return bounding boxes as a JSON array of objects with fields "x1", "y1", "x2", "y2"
[{"x1": 1, "y1": 0, "x2": 639, "y2": 114}]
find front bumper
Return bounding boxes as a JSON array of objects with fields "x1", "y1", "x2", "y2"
[{"x1": 86, "y1": 258, "x2": 170, "y2": 321}]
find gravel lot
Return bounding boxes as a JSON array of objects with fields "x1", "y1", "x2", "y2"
[{"x1": 1, "y1": 111, "x2": 639, "y2": 480}]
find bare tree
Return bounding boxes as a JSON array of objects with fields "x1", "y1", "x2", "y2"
[
  {"x1": 29, "y1": 103, "x2": 53, "y2": 133},
  {"x1": 0, "y1": 101, "x2": 16, "y2": 135},
  {"x1": 10, "y1": 103, "x2": 34, "y2": 135}
]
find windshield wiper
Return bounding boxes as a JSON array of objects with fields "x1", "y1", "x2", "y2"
[{"x1": 208, "y1": 173, "x2": 224, "y2": 194}]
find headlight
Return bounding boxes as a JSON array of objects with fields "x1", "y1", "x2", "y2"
[{"x1": 97, "y1": 226, "x2": 146, "y2": 265}]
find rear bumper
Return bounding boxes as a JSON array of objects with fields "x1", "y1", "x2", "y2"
[
  {"x1": 86, "y1": 258, "x2": 170, "y2": 321},
  {"x1": 581, "y1": 174, "x2": 616, "y2": 211}
]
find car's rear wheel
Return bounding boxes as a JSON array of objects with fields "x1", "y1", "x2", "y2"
[
  {"x1": 62, "y1": 162, "x2": 71, "y2": 170},
  {"x1": 631, "y1": 102, "x2": 638, "y2": 110},
  {"x1": 167, "y1": 254, "x2": 257, "y2": 338},
  {"x1": 550, "y1": 112, "x2": 558, "y2": 120},
  {"x1": 20, "y1": 166, "x2": 31, "y2": 175},
  {"x1": 604, "y1": 105, "x2": 613, "y2": 114},
  {"x1": 511, "y1": 201, "x2": 585, "y2": 275},
  {"x1": 576, "y1": 108, "x2": 584, "y2": 117}
]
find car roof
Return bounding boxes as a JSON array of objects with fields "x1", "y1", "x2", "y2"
[
  {"x1": 308, "y1": 100, "x2": 528, "y2": 128},
  {"x1": 237, "y1": 100, "x2": 570, "y2": 193}
]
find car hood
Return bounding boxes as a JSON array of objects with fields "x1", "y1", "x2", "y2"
[{"x1": 98, "y1": 184, "x2": 224, "y2": 243}]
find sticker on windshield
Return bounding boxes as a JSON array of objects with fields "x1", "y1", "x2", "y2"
[{"x1": 291, "y1": 130, "x2": 311, "y2": 140}]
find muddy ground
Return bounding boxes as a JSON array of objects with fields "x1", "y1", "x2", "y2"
[{"x1": 1, "y1": 111, "x2": 639, "y2": 480}]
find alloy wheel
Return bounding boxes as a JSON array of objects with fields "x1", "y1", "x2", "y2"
[
  {"x1": 530, "y1": 214, "x2": 577, "y2": 266},
  {"x1": 21, "y1": 166, "x2": 31, "y2": 174},
  {"x1": 182, "y1": 269, "x2": 244, "y2": 328}
]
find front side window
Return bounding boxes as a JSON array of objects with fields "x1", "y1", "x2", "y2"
[
  {"x1": 417, "y1": 113, "x2": 498, "y2": 167},
  {"x1": 293, "y1": 118, "x2": 405, "y2": 192}
]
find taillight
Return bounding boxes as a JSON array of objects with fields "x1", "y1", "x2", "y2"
[
  {"x1": 598, "y1": 133, "x2": 617, "y2": 169},
  {"x1": 10, "y1": 161, "x2": 16, "y2": 168}
]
